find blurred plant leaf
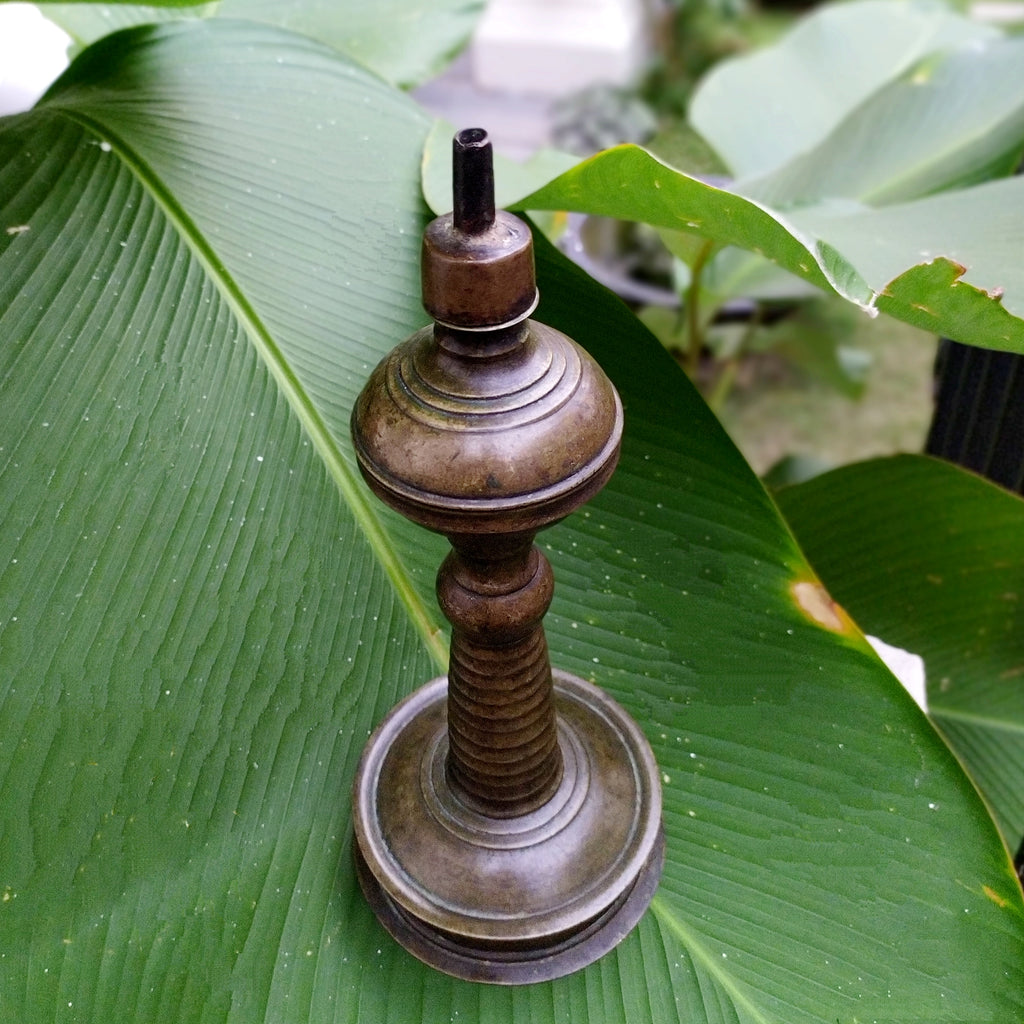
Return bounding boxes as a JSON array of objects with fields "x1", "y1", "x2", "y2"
[
  {"x1": 741, "y1": 35, "x2": 1024, "y2": 207},
  {"x1": 701, "y1": 247, "x2": 821, "y2": 305},
  {"x1": 38, "y1": 0, "x2": 484, "y2": 86},
  {"x1": 514, "y1": 144, "x2": 869, "y2": 300},
  {"x1": 753, "y1": 297, "x2": 873, "y2": 399},
  {"x1": 512, "y1": 2, "x2": 1024, "y2": 353},
  {"x1": 644, "y1": 119, "x2": 730, "y2": 180},
  {"x1": 515, "y1": 143, "x2": 1024, "y2": 351},
  {"x1": 789, "y1": 177, "x2": 1024, "y2": 331},
  {"x1": 761, "y1": 453, "x2": 835, "y2": 490},
  {"x1": 689, "y1": 0, "x2": 999, "y2": 179},
  {"x1": 26, "y1": 0, "x2": 206, "y2": 6}
]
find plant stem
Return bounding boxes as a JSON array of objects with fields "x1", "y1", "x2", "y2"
[
  {"x1": 707, "y1": 358, "x2": 738, "y2": 413},
  {"x1": 684, "y1": 239, "x2": 715, "y2": 376},
  {"x1": 707, "y1": 302, "x2": 767, "y2": 411}
]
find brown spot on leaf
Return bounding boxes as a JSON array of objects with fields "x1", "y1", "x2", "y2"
[
  {"x1": 791, "y1": 581, "x2": 854, "y2": 634},
  {"x1": 983, "y1": 885, "x2": 1009, "y2": 909}
]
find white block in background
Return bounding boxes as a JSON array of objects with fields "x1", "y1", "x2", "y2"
[
  {"x1": 472, "y1": 0, "x2": 649, "y2": 97},
  {"x1": 0, "y1": 4, "x2": 71, "y2": 116}
]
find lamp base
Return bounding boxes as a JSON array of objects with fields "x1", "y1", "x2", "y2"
[{"x1": 352, "y1": 671, "x2": 664, "y2": 984}]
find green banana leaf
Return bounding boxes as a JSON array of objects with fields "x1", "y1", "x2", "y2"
[
  {"x1": 510, "y1": 1, "x2": 1024, "y2": 350},
  {"x1": 688, "y1": 0, "x2": 1001, "y2": 182},
  {"x1": 26, "y1": 0, "x2": 206, "y2": 7},
  {"x1": 35, "y1": 0, "x2": 484, "y2": 86},
  {"x1": 515, "y1": 144, "x2": 1024, "y2": 353},
  {"x1": 776, "y1": 455, "x2": 1024, "y2": 852},
  {"x1": 1, "y1": 19, "x2": 1022, "y2": 1024}
]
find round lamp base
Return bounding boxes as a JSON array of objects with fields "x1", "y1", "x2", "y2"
[{"x1": 352, "y1": 671, "x2": 664, "y2": 984}]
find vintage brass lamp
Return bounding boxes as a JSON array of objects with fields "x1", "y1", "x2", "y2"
[{"x1": 350, "y1": 128, "x2": 664, "y2": 984}]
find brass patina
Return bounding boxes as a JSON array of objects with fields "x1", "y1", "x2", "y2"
[{"x1": 350, "y1": 128, "x2": 664, "y2": 984}]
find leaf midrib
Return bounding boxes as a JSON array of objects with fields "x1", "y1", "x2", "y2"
[
  {"x1": 752, "y1": 43, "x2": 1024, "y2": 210},
  {"x1": 930, "y1": 705, "x2": 1024, "y2": 736},
  {"x1": 54, "y1": 105, "x2": 448, "y2": 671},
  {"x1": 859, "y1": 85, "x2": 1024, "y2": 207},
  {"x1": 650, "y1": 895, "x2": 774, "y2": 1024}
]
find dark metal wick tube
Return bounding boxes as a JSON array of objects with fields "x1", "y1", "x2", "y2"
[{"x1": 453, "y1": 128, "x2": 495, "y2": 235}]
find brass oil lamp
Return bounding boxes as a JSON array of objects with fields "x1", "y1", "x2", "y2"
[{"x1": 350, "y1": 128, "x2": 663, "y2": 984}]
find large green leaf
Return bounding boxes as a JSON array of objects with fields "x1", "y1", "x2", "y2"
[
  {"x1": 18, "y1": 0, "x2": 206, "y2": 5},
  {"x1": 689, "y1": 0, "x2": 999, "y2": 179},
  {"x1": 37, "y1": 0, "x2": 484, "y2": 86},
  {"x1": 776, "y1": 455, "x2": 1024, "y2": 850},
  {"x1": 515, "y1": 145, "x2": 870, "y2": 302},
  {"x1": 515, "y1": 145, "x2": 1024, "y2": 351},
  {"x1": 518, "y1": 1, "x2": 1024, "y2": 353},
  {"x1": 2, "y1": 20, "x2": 1023, "y2": 1024},
  {"x1": 789, "y1": 177, "x2": 1024, "y2": 320},
  {"x1": 742, "y1": 35, "x2": 1024, "y2": 207}
]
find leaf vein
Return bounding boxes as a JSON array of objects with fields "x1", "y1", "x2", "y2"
[{"x1": 54, "y1": 107, "x2": 447, "y2": 671}]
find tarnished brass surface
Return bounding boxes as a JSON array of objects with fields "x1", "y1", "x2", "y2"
[
  {"x1": 354, "y1": 673, "x2": 665, "y2": 984},
  {"x1": 351, "y1": 320, "x2": 622, "y2": 535},
  {"x1": 349, "y1": 128, "x2": 663, "y2": 982}
]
